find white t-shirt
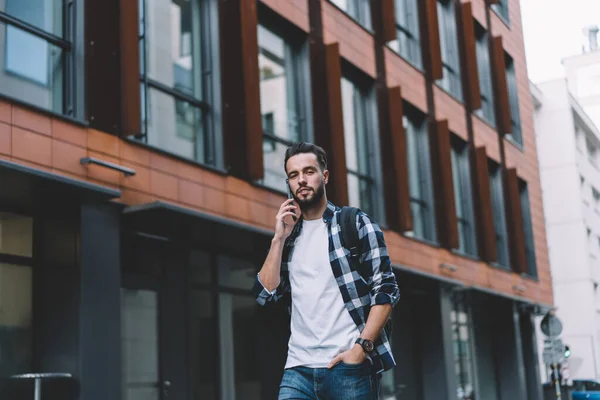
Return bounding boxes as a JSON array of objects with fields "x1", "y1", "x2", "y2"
[{"x1": 284, "y1": 218, "x2": 360, "y2": 369}]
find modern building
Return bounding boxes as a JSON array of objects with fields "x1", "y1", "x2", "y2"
[
  {"x1": 532, "y1": 30, "x2": 600, "y2": 383},
  {"x1": 0, "y1": 0, "x2": 551, "y2": 399}
]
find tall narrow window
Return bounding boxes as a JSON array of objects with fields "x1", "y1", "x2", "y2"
[
  {"x1": 451, "y1": 292, "x2": 476, "y2": 400},
  {"x1": 505, "y1": 53, "x2": 522, "y2": 145},
  {"x1": 329, "y1": 0, "x2": 372, "y2": 29},
  {"x1": 258, "y1": 23, "x2": 311, "y2": 193},
  {"x1": 489, "y1": 161, "x2": 510, "y2": 267},
  {"x1": 451, "y1": 137, "x2": 477, "y2": 256},
  {"x1": 474, "y1": 22, "x2": 495, "y2": 126},
  {"x1": 491, "y1": 0, "x2": 509, "y2": 24},
  {"x1": 405, "y1": 105, "x2": 436, "y2": 242},
  {"x1": 519, "y1": 180, "x2": 537, "y2": 277},
  {"x1": 390, "y1": 0, "x2": 422, "y2": 69},
  {"x1": 1, "y1": 0, "x2": 75, "y2": 115},
  {"x1": 139, "y1": 0, "x2": 216, "y2": 165},
  {"x1": 436, "y1": 0, "x2": 462, "y2": 101},
  {"x1": 341, "y1": 75, "x2": 379, "y2": 218}
]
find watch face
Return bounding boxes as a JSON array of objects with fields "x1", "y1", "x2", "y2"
[{"x1": 364, "y1": 340, "x2": 374, "y2": 352}]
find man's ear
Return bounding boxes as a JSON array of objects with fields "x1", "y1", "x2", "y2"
[{"x1": 323, "y1": 169, "x2": 329, "y2": 185}]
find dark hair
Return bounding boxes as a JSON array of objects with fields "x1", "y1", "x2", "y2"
[{"x1": 284, "y1": 142, "x2": 328, "y2": 174}]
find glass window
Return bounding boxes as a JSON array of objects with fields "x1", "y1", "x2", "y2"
[
  {"x1": 218, "y1": 293, "x2": 262, "y2": 400},
  {"x1": 491, "y1": 0, "x2": 509, "y2": 23},
  {"x1": 405, "y1": 105, "x2": 436, "y2": 242},
  {"x1": 1, "y1": 0, "x2": 73, "y2": 115},
  {"x1": 451, "y1": 137, "x2": 477, "y2": 256},
  {"x1": 489, "y1": 161, "x2": 510, "y2": 267},
  {"x1": 0, "y1": 263, "x2": 33, "y2": 385},
  {"x1": 390, "y1": 0, "x2": 422, "y2": 69},
  {"x1": 587, "y1": 137, "x2": 598, "y2": 167},
  {"x1": 121, "y1": 288, "x2": 160, "y2": 400},
  {"x1": 0, "y1": 213, "x2": 33, "y2": 257},
  {"x1": 436, "y1": 0, "x2": 462, "y2": 101},
  {"x1": 329, "y1": 0, "x2": 372, "y2": 29},
  {"x1": 139, "y1": 0, "x2": 215, "y2": 165},
  {"x1": 474, "y1": 22, "x2": 495, "y2": 126},
  {"x1": 519, "y1": 180, "x2": 537, "y2": 277},
  {"x1": 451, "y1": 292, "x2": 476, "y2": 400},
  {"x1": 217, "y1": 254, "x2": 257, "y2": 291},
  {"x1": 259, "y1": 23, "x2": 311, "y2": 193},
  {"x1": 505, "y1": 53, "x2": 522, "y2": 145},
  {"x1": 189, "y1": 289, "x2": 217, "y2": 400},
  {"x1": 341, "y1": 76, "x2": 378, "y2": 218}
]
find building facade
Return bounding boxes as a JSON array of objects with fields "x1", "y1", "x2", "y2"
[
  {"x1": 0, "y1": 0, "x2": 551, "y2": 399},
  {"x1": 532, "y1": 45, "x2": 600, "y2": 383}
]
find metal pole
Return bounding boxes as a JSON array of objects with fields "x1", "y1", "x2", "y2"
[
  {"x1": 552, "y1": 363, "x2": 561, "y2": 398},
  {"x1": 34, "y1": 377, "x2": 41, "y2": 400}
]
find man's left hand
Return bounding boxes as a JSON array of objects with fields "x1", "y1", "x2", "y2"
[{"x1": 327, "y1": 344, "x2": 367, "y2": 369}]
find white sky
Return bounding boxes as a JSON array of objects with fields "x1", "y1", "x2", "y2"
[{"x1": 521, "y1": 0, "x2": 600, "y2": 83}]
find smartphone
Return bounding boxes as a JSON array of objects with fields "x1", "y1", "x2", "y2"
[{"x1": 286, "y1": 179, "x2": 297, "y2": 221}]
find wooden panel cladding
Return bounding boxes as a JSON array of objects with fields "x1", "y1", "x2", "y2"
[
  {"x1": 460, "y1": 2, "x2": 481, "y2": 110},
  {"x1": 429, "y1": 120, "x2": 458, "y2": 249},
  {"x1": 322, "y1": 43, "x2": 349, "y2": 207},
  {"x1": 85, "y1": 0, "x2": 121, "y2": 134},
  {"x1": 491, "y1": 36, "x2": 511, "y2": 135},
  {"x1": 219, "y1": 0, "x2": 263, "y2": 180},
  {"x1": 387, "y1": 87, "x2": 412, "y2": 232},
  {"x1": 504, "y1": 168, "x2": 527, "y2": 274},
  {"x1": 472, "y1": 146, "x2": 497, "y2": 262},
  {"x1": 422, "y1": 0, "x2": 443, "y2": 80},
  {"x1": 120, "y1": 0, "x2": 141, "y2": 136},
  {"x1": 381, "y1": 0, "x2": 398, "y2": 43}
]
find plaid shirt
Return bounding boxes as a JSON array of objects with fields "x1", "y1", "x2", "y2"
[{"x1": 253, "y1": 201, "x2": 400, "y2": 374}]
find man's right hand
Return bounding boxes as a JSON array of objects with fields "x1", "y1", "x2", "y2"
[{"x1": 274, "y1": 199, "x2": 298, "y2": 241}]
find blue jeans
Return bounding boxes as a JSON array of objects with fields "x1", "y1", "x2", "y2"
[{"x1": 278, "y1": 362, "x2": 380, "y2": 400}]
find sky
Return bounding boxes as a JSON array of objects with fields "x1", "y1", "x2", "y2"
[{"x1": 521, "y1": 0, "x2": 600, "y2": 83}]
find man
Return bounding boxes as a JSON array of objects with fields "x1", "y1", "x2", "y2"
[{"x1": 253, "y1": 142, "x2": 400, "y2": 400}]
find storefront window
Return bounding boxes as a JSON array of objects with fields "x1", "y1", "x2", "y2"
[
  {"x1": 0, "y1": 213, "x2": 33, "y2": 257},
  {"x1": 0, "y1": 213, "x2": 33, "y2": 392},
  {"x1": 451, "y1": 293, "x2": 476, "y2": 400}
]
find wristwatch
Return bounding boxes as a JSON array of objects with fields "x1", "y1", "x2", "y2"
[{"x1": 355, "y1": 337, "x2": 375, "y2": 353}]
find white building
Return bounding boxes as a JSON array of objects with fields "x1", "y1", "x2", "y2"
[
  {"x1": 532, "y1": 75, "x2": 600, "y2": 382},
  {"x1": 563, "y1": 26, "x2": 600, "y2": 134}
]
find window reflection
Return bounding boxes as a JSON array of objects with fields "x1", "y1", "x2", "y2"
[
  {"x1": 341, "y1": 77, "x2": 376, "y2": 215},
  {"x1": 189, "y1": 290, "x2": 217, "y2": 400},
  {"x1": 0, "y1": 264, "x2": 33, "y2": 383},
  {"x1": 0, "y1": 213, "x2": 33, "y2": 258},
  {"x1": 258, "y1": 23, "x2": 308, "y2": 192}
]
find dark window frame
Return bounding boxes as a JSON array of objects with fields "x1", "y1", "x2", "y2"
[
  {"x1": 505, "y1": 52, "x2": 522, "y2": 146},
  {"x1": 489, "y1": 160, "x2": 510, "y2": 268},
  {"x1": 404, "y1": 103, "x2": 437, "y2": 243},
  {"x1": 341, "y1": 62, "x2": 383, "y2": 221},
  {"x1": 390, "y1": 0, "x2": 422, "y2": 69},
  {"x1": 450, "y1": 136, "x2": 478, "y2": 257},
  {"x1": 519, "y1": 179, "x2": 537, "y2": 277},
  {"x1": 327, "y1": 0, "x2": 372, "y2": 30},
  {"x1": 436, "y1": 0, "x2": 463, "y2": 102},
  {"x1": 473, "y1": 21, "x2": 495, "y2": 127},
  {"x1": 257, "y1": 13, "x2": 314, "y2": 193},
  {"x1": 0, "y1": 0, "x2": 82, "y2": 119},
  {"x1": 137, "y1": 0, "x2": 221, "y2": 167},
  {"x1": 491, "y1": 0, "x2": 510, "y2": 25}
]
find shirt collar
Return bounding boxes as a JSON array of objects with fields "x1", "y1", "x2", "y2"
[{"x1": 322, "y1": 201, "x2": 337, "y2": 224}]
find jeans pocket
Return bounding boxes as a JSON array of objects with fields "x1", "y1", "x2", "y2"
[{"x1": 338, "y1": 361, "x2": 367, "y2": 369}]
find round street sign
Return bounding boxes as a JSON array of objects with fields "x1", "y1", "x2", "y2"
[{"x1": 541, "y1": 312, "x2": 563, "y2": 338}]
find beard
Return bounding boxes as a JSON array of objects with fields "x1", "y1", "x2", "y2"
[{"x1": 294, "y1": 180, "x2": 326, "y2": 211}]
